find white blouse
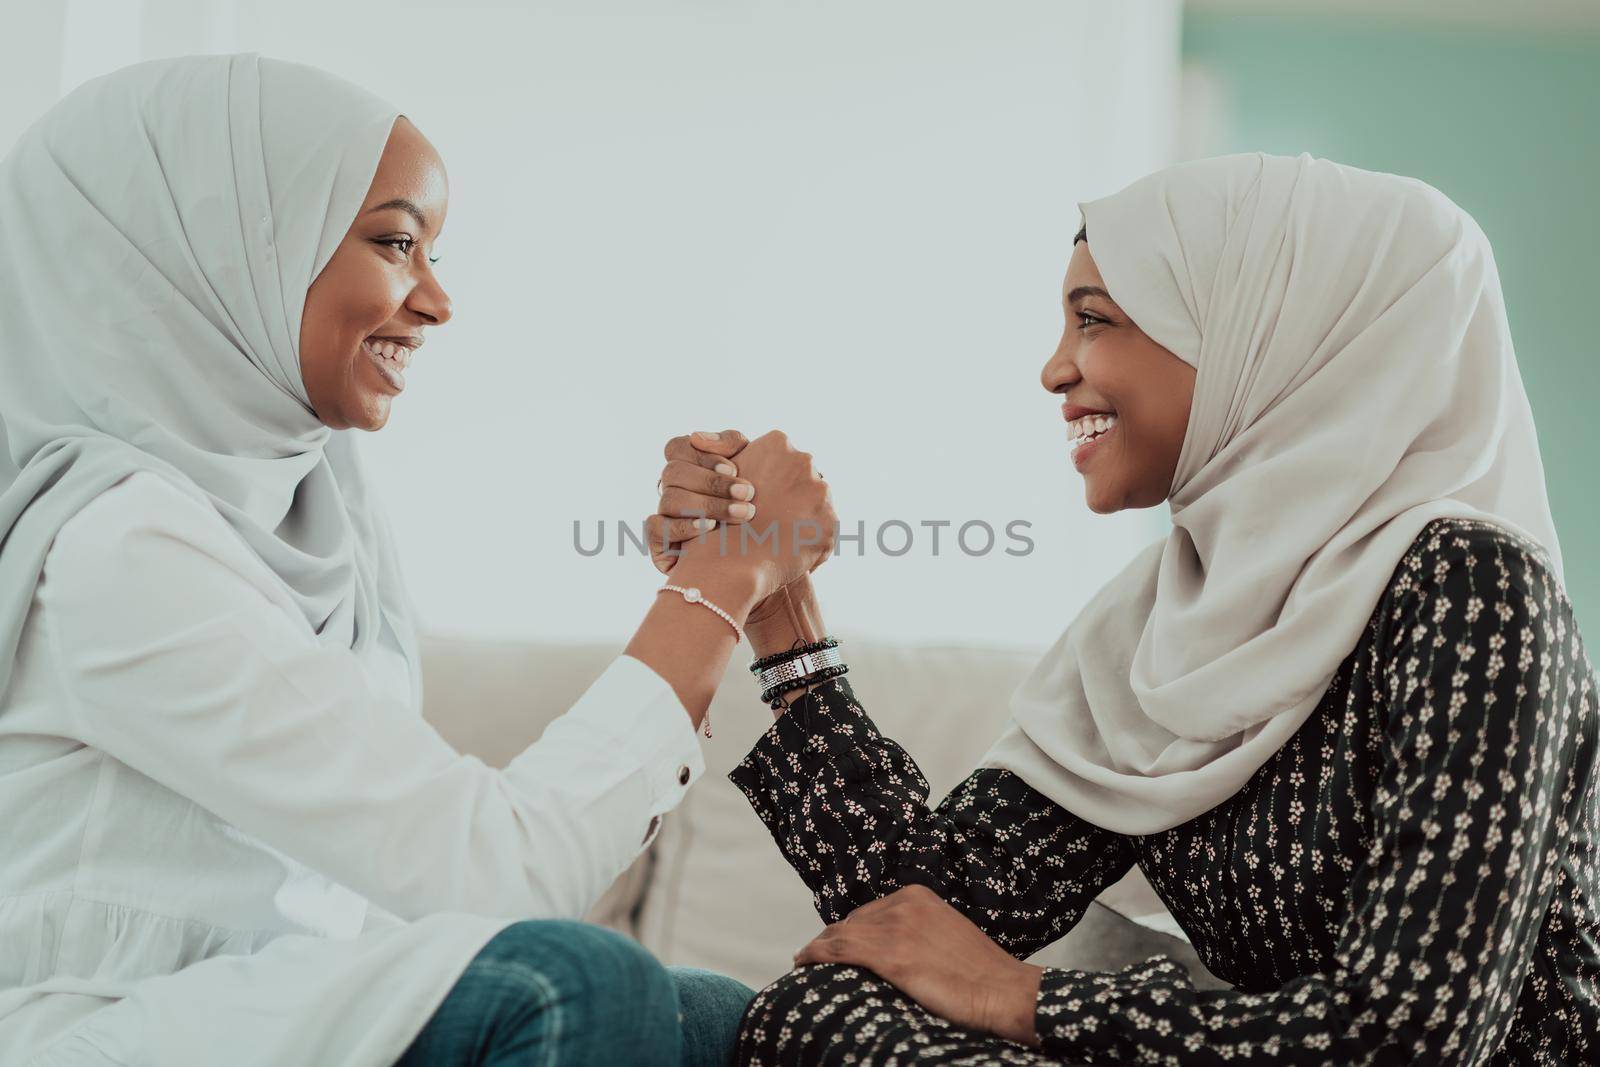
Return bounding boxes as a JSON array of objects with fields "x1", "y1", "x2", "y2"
[{"x1": 0, "y1": 471, "x2": 706, "y2": 1066}]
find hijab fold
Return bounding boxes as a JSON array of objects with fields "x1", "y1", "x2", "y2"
[
  {"x1": 0, "y1": 53, "x2": 421, "y2": 708},
  {"x1": 980, "y1": 152, "x2": 1563, "y2": 835}
]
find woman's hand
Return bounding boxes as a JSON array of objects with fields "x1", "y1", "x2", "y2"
[
  {"x1": 648, "y1": 429, "x2": 835, "y2": 604},
  {"x1": 794, "y1": 884, "x2": 1043, "y2": 1048},
  {"x1": 650, "y1": 432, "x2": 832, "y2": 704},
  {"x1": 675, "y1": 430, "x2": 834, "y2": 600},
  {"x1": 646, "y1": 430, "x2": 754, "y2": 577}
]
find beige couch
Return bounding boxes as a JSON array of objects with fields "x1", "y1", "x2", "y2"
[{"x1": 420, "y1": 631, "x2": 1227, "y2": 994}]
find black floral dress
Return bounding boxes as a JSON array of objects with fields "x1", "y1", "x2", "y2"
[{"x1": 728, "y1": 518, "x2": 1600, "y2": 1065}]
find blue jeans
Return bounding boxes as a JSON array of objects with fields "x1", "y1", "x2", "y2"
[{"x1": 394, "y1": 920, "x2": 755, "y2": 1066}]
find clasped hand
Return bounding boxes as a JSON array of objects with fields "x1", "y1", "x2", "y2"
[{"x1": 646, "y1": 429, "x2": 835, "y2": 603}]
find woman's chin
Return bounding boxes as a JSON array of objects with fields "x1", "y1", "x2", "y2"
[
  {"x1": 1082, "y1": 472, "x2": 1123, "y2": 515},
  {"x1": 334, "y1": 392, "x2": 393, "y2": 432},
  {"x1": 357, "y1": 396, "x2": 393, "y2": 431}
]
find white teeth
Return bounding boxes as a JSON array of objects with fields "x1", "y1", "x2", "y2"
[
  {"x1": 1068, "y1": 413, "x2": 1118, "y2": 445},
  {"x1": 364, "y1": 339, "x2": 410, "y2": 370}
]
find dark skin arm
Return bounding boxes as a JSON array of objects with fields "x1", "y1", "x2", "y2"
[
  {"x1": 654, "y1": 431, "x2": 1042, "y2": 1046},
  {"x1": 651, "y1": 431, "x2": 830, "y2": 707},
  {"x1": 622, "y1": 547, "x2": 762, "y2": 730},
  {"x1": 631, "y1": 429, "x2": 834, "y2": 728}
]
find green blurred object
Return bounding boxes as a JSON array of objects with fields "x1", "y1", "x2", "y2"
[{"x1": 1183, "y1": 10, "x2": 1600, "y2": 643}]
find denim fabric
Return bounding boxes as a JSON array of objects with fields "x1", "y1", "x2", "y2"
[
  {"x1": 394, "y1": 920, "x2": 754, "y2": 1066},
  {"x1": 666, "y1": 966, "x2": 757, "y2": 1067}
]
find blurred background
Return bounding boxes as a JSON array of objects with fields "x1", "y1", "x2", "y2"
[{"x1": 3, "y1": 0, "x2": 1596, "y2": 650}]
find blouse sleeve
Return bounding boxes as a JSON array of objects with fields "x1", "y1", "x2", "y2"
[
  {"x1": 37, "y1": 472, "x2": 706, "y2": 923},
  {"x1": 728, "y1": 677, "x2": 1137, "y2": 959},
  {"x1": 1029, "y1": 529, "x2": 1598, "y2": 1065}
]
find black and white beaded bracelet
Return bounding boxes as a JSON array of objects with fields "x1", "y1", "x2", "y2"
[
  {"x1": 753, "y1": 642, "x2": 844, "y2": 695},
  {"x1": 750, "y1": 637, "x2": 848, "y2": 707},
  {"x1": 749, "y1": 636, "x2": 839, "y2": 675},
  {"x1": 761, "y1": 662, "x2": 849, "y2": 708}
]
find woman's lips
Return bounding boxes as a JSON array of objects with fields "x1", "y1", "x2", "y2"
[
  {"x1": 1071, "y1": 421, "x2": 1115, "y2": 471},
  {"x1": 363, "y1": 338, "x2": 407, "y2": 393}
]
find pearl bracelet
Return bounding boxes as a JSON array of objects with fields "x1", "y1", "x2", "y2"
[{"x1": 657, "y1": 584, "x2": 746, "y2": 739}]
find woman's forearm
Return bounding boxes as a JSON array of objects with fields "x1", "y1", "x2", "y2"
[
  {"x1": 744, "y1": 574, "x2": 830, "y2": 712},
  {"x1": 625, "y1": 552, "x2": 764, "y2": 730},
  {"x1": 729, "y1": 683, "x2": 1137, "y2": 946},
  {"x1": 746, "y1": 573, "x2": 827, "y2": 655}
]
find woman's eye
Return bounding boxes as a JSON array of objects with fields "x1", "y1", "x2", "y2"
[
  {"x1": 377, "y1": 237, "x2": 440, "y2": 267},
  {"x1": 1075, "y1": 311, "x2": 1107, "y2": 332}
]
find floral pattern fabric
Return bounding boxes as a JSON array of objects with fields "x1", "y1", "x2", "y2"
[{"x1": 729, "y1": 518, "x2": 1600, "y2": 1065}]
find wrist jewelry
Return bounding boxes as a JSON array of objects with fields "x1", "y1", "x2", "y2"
[
  {"x1": 761, "y1": 663, "x2": 849, "y2": 708},
  {"x1": 751, "y1": 637, "x2": 848, "y2": 708},
  {"x1": 658, "y1": 584, "x2": 746, "y2": 738},
  {"x1": 750, "y1": 636, "x2": 839, "y2": 674},
  {"x1": 753, "y1": 643, "x2": 845, "y2": 694}
]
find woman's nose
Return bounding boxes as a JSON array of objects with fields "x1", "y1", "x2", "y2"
[
  {"x1": 1040, "y1": 339, "x2": 1075, "y2": 395},
  {"x1": 411, "y1": 276, "x2": 452, "y2": 327}
]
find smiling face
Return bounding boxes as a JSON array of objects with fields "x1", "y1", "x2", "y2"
[
  {"x1": 1039, "y1": 231, "x2": 1196, "y2": 513},
  {"x1": 299, "y1": 117, "x2": 452, "y2": 431}
]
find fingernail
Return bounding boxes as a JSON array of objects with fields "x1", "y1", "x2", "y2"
[
  {"x1": 695, "y1": 431, "x2": 721, "y2": 440},
  {"x1": 729, "y1": 502, "x2": 755, "y2": 520},
  {"x1": 730, "y1": 482, "x2": 754, "y2": 501},
  {"x1": 715, "y1": 462, "x2": 737, "y2": 476},
  {"x1": 694, "y1": 518, "x2": 715, "y2": 532}
]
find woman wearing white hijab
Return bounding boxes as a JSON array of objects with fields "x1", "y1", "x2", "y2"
[
  {"x1": 656, "y1": 152, "x2": 1599, "y2": 1063},
  {"x1": 0, "y1": 53, "x2": 839, "y2": 1066}
]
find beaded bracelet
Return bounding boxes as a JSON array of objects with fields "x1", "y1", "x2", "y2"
[
  {"x1": 754, "y1": 644, "x2": 843, "y2": 694},
  {"x1": 749, "y1": 636, "x2": 839, "y2": 676},
  {"x1": 761, "y1": 663, "x2": 850, "y2": 708}
]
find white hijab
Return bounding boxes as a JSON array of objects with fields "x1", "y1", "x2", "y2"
[
  {"x1": 0, "y1": 53, "x2": 421, "y2": 706},
  {"x1": 981, "y1": 152, "x2": 1564, "y2": 836}
]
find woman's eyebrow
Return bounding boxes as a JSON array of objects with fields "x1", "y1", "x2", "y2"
[
  {"x1": 364, "y1": 198, "x2": 429, "y2": 230},
  {"x1": 1066, "y1": 285, "x2": 1113, "y2": 305}
]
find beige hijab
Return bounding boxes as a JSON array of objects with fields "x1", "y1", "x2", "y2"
[
  {"x1": 980, "y1": 152, "x2": 1564, "y2": 836},
  {"x1": 0, "y1": 54, "x2": 422, "y2": 709}
]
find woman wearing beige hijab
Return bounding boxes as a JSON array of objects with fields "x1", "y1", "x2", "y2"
[{"x1": 657, "y1": 152, "x2": 1598, "y2": 1064}]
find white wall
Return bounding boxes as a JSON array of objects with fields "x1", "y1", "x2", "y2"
[
  {"x1": 8, "y1": 0, "x2": 1181, "y2": 648},
  {"x1": 0, "y1": 1, "x2": 66, "y2": 152}
]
